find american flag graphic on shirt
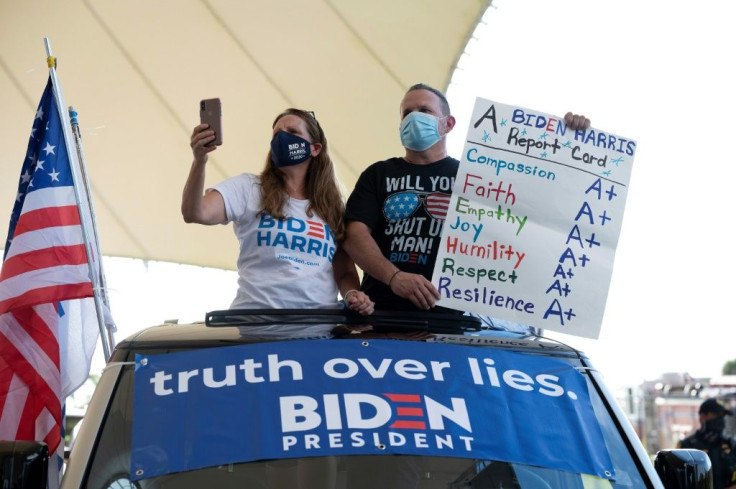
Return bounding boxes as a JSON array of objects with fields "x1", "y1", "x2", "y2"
[{"x1": 383, "y1": 191, "x2": 450, "y2": 222}]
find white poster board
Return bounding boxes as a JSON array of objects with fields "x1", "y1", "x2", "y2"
[{"x1": 432, "y1": 98, "x2": 636, "y2": 338}]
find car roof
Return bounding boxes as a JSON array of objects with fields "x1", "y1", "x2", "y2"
[{"x1": 111, "y1": 309, "x2": 585, "y2": 362}]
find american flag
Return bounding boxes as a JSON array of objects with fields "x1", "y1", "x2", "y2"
[{"x1": 0, "y1": 78, "x2": 98, "y2": 463}]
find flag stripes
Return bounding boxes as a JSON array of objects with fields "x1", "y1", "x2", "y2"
[
  {"x1": 0, "y1": 272, "x2": 94, "y2": 314},
  {"x1": 425, "y1": 192, "x2": 450, "y2": 221},
  {"x1": 0, "y1": 244, "x2": 88, "y2": 281},
  {"x1": 0, "y1": 310, "x2": 62, "y2": 444},
  {"x1": 0, "y1": 75, "x2": 97, "y2": 463},
  {"x1": 3, "y1": 224, "x2": 85, "y2": 259},
  {"x1": 13, "y1": 205, "x2": 81, "y2": 236}
]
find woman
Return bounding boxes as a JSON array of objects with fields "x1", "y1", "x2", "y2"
[{"x1": 182, "y1": 108, "x2": 373, "y2": 314}]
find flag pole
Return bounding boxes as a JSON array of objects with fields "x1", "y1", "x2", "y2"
[
  {"x1": 68, "y1": 106, "x2": 116, "y2": 359},
  {"x1": 44, "y1": 38, "x2": 113, "y2": 361}
]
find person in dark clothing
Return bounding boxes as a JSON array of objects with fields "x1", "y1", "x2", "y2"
[{"x1": 678, "y1": 398, "x2": 736, "y2": 489}]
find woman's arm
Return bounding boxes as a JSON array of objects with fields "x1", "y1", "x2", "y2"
[
  {"x1": 332, "y1": 247, "x2": 374, "y2": 315},
  {"x1": 181, "y1": 124, "x2": 227, "y2": 225}
]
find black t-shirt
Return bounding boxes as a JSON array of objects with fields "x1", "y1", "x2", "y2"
[{"x1": 345, "y1": 156, "x2": 459, "y2": 310}]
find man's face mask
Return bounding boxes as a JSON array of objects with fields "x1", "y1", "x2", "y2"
[
  {"x1": 704, "y1": 416, "x2": 725, "y2": 434},
  {"x1": 270, "y1": 130, "x2": 312, "y2": 167},
  {"x1": 399, "y1": 112, "x2": 445, "y2": 151},
  {"x1": 700, "y1": 416, "x2": 726, "y2": 442}
]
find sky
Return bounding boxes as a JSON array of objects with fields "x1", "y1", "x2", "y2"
[
  {"x1": 446, "y1": 0, "x2": 736, "y2": 390},
  {"x1": 88, "y1": 0, "x2": 735, "y2": 394}
]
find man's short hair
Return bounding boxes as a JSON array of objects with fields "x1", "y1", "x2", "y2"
[{"x1": 406, "y1": 83, "x2": 451, "y2": 116}]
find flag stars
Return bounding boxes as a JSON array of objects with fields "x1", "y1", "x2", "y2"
[
  {"x1": 48, "y1": 169, "x2": 60, "y2": 182},
  {"x1": 20, "y1": 170, "x2": 31, "y2": 184},
  {"x1": 35, "y1": 159, "x2": 45, "y2": 172},
  {"x1": 43, "y1": 142, "x2": 56, "y2": 155},
  {"x1": 35, "y1": 107, "x2": 44, "y2": 120}
]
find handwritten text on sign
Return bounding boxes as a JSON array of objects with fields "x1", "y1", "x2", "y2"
[{"x1": 432, "y1": 99, "x2": 636, "y2": 338}]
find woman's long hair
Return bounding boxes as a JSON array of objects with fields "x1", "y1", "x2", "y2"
[{"x1": 259, "y1": 109, "x2": 346, "y2": 241}]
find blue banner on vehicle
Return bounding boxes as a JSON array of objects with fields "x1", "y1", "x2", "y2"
[{"x1": 131, "y1": 339, "x2": 614, "y2": 480}]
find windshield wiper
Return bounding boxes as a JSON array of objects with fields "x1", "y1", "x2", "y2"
[{"x1": 205, "y1": 309, "x2": 482, "y2": 334}]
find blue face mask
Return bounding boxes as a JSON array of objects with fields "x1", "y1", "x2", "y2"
[
  {"x1": 399, "y1": 112, "x2": 444, "y2": 151},
  {"x1": 270, "y1": 131, "x2": 312, "y2": 167}
]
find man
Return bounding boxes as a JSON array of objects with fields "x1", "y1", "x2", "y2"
[
  {"x1": 678, "y1": 398, "x2": 736, "y2": 489},
  {"x1": 343, "y1": 83, "x2": 590, "y2": 311}
]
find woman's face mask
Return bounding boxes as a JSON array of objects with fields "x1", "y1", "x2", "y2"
[
  {"x1": 399, "y1": 112, "x2": 445, "y2": 151},
  {"x1": 270, "y1": 130, "x2": 312, "y2": 167}
]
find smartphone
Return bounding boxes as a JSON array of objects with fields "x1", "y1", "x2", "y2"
[{"x1": 199, "y1": 98, "x2": 223, "y2": 146}]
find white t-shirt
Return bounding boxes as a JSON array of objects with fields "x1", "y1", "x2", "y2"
[{"x1": 212, "y1": 173, "x2": 340, "y2": 309}]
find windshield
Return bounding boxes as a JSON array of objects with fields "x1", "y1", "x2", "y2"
[
  {"x1": 93, "y1": 457, "x2": 622, "y2": 489},
  {"x1": 80, "y1": 339, "x2": 647, "y2": 489}
]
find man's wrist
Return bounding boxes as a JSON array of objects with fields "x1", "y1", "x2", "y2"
[{"x1": 387, "y1": 269, "x2": 401, "y2": 288}]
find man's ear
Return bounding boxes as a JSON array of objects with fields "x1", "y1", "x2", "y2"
[
  {"x1": 444, "y1": 115, "x2": 457, "y2": 135},
  {"x1": 311, "y1": 142, "x2": 323, "y2": 157}
]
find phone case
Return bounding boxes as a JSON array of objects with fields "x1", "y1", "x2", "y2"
[{"x1": 199, "y1": 98, "x2": 222, "y2": 146}]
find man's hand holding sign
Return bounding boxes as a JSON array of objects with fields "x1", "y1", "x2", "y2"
[{"x1": 432, "y1": 99, "x2": 636, "y2": 338}]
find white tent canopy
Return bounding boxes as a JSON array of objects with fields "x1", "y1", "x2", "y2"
[{"x1": 0, "y1": 1, "x2": 489, "y2": 270}]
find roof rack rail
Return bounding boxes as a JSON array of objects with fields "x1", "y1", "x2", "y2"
[{"x1": 205, "y1": 309, "x2": 482, "y2": 334}]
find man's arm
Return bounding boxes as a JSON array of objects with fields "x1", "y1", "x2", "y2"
[{"x1": 343, "y1": 221, "x2": 440, "y2": 310}]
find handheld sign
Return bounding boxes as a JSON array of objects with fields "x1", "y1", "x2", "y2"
[{"x1": 432, "y1": 98, "x2": 636, "y2": 338}]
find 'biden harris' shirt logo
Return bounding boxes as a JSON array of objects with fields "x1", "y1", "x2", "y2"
[{"x1": 256, "y1": 213, "x2": 336, "y2": 264}]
